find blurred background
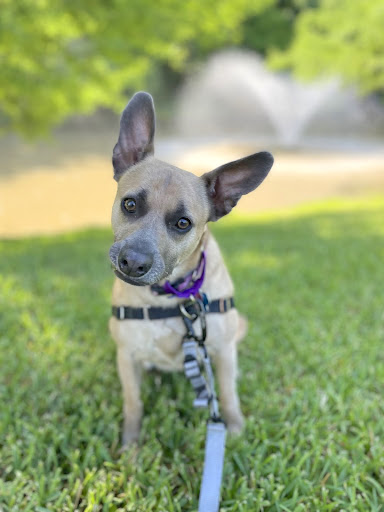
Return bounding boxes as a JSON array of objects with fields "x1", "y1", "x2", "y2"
[
  {"x1": 2, "y1": 4, "x2": 384, "y2": 508},
  {"x1": 1, "y1": 0, "x2": 384, "y2": 236}
]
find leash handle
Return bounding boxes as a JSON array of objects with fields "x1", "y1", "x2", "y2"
[{"x1": 198, "y1": 421, "x2": 227, "y2": 512}]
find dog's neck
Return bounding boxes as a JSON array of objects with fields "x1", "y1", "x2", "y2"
[
  {"x1": 160, "y1": 228, "x2": 208, "y2": 286},
  {"x1": 112, "y1": 229, "x2": 209, "y2": 306},
  {"x1": 112, "y1": 228, "x2": 234, "y2": 307}
]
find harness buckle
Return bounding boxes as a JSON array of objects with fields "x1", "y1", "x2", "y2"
[
  {"x1": 118, "y1": 306, "x2": 125, "y2": 320},
  {"x1": 219, "y1": 298, "x2": 231, "y2": 314}
]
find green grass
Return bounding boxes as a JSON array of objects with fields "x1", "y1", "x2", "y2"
[{"x1": 1, "y1": 196, "x2": 384, "y2": 511}]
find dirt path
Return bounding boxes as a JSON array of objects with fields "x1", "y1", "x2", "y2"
[{"x1": 1, "y1": 137, "x2": 384, "y2": 238}]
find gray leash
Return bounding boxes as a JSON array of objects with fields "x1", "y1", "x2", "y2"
[
  {"x1": 199, "y1": 421, "x2": 226, "y2": 511},
  {"x1": 180, "y1": 296, "x2": 227, "y2": 512}
]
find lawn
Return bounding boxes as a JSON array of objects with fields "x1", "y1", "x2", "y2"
[{"x1": 1, "y1": 196, "x2": 384, "y2": 511}]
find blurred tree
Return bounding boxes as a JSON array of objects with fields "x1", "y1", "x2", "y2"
[
  {"x1": 240, "y1": 0, "x2": 318, "y2": 56},
  {"x1": 0, "y1": 0, "x2": 273, "y2": 136},
  {"x1": 269, "y1": 0, "x2": 384, "y2": 94}
]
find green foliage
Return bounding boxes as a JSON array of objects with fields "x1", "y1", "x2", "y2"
[
  {"x1": 269, "y1": 0, "x2": 384, "y2": 94},
  {"x1": 3, "y1": 0, "x2": 381, "y2": 135},
  {"x1": 240, "y1": 0, "x2": 317, "y2": 56},
  {"x1": 0, "y1": 0, "x2": 272, "y2": 136},
  {"x1": 1, "y1": 196, "x2": 384, "y2": 510}
]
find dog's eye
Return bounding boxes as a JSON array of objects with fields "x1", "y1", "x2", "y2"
[
  {"x1": 123, "y1": 198, "x2": 136, "y2": 212},
  {"x1": 176, "y1": 218, "x2": 191, "y2": 230}
]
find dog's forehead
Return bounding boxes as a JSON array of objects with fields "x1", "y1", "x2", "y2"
[{"x1": 117, "y1": 157, "x2": 207, "y2": 210}]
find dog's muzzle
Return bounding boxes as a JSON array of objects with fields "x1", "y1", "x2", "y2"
[
  {"x1": 109, "y1": 239, "x2": 165, "y2": 286},
  {"x1": 117, "y1": 247, "x2": 153, "y2": 278}
]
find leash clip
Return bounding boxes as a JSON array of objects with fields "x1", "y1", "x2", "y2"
[
  {"x1": 179, "y1": 295, "x2": 207, "y2": 343},
  {"x1": 179, "y1": 295, "x2": 198, "y2": 320}
]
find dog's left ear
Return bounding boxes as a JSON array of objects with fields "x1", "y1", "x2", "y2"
[
  {"x1": 112, "y1": 92, "x2": 155, "y2": 181},
  {"x1": 202, "y1": 151, "x2": 274, "y2": 221}
]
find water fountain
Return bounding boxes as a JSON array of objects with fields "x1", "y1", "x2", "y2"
[{"x1": 175, "y1": 50, "x2": 384, "y2": 150}]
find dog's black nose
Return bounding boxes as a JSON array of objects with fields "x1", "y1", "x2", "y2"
[{"x1": 118, "y1": 248, "x2": 153, "y2": 278}]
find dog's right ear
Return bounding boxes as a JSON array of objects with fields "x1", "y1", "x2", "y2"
[
  {"x1": 202, "y1": 151, "x2": 274, "y2": 221},
  {"x1": 112, "y1": 92, "x2": 155, "y2": 181}
]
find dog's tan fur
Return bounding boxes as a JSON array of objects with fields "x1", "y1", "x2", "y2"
[{"x1": 108, "y1": 92, "x2": 273, "y2": 445}]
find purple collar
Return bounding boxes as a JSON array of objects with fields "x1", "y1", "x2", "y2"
[{"x1": 151, "y1": 251, "x2": 206, "y2": 299}]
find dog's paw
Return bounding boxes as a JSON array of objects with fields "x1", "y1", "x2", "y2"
[{"x1": 226, "y1": 414, "x2": 244, "y2": 435}]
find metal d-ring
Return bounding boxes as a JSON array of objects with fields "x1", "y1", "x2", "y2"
[{"x1": 179, "y1": 295, "x2": 197, "y2": 320}]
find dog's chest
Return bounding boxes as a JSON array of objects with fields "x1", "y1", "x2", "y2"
[
  {"x1": 111, "y1": 316, "x2": 187, "y2": 371},
  {"x1": 110, "y1": 313, "x2": 230, "y2": 372}
]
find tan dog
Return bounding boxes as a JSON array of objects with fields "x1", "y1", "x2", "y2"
[{"x1": 109, "y1": 92, "x2": 273, "y2": 446}]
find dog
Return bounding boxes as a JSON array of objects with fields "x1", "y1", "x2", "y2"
[{"x1": 108, "y1": 92, "x2": 274, "y2": 446}]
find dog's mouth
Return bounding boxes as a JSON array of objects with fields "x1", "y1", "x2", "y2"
[{"x1": 113, "y1": 268, "x2": 148, "y2": 287}]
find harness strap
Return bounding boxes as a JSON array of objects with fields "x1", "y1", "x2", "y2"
[{"x1": 112, "y1": 297, "x2": 234, "y2": 321}]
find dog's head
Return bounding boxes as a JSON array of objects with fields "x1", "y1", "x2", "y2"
[{"x1": 109, "y1": 92, "x2": 274, "y2": 286}]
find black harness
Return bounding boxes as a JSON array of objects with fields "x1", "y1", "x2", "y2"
[{"x1": 111, "y1": 296, "x2": 234, "y2": 321}]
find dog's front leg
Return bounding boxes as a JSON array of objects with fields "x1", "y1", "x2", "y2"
[
  {"x1": 117, "y1": 346, "x2": 143, "y2": 446},
  {"x1": 214, "y1": 340, "x2": 244, "y2": 434}
]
